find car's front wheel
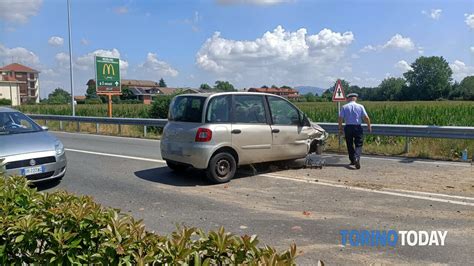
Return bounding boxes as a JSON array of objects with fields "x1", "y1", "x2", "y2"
[
  {"x1": 206, "y1": 152, "x2": 236, "y2": 183},
  {"x1": 166, "y1": 160, "x2": 188, "y2": 172}
]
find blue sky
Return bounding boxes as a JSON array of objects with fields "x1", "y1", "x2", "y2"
[{"x1": 1, "y1": 0, "x2": 473, "y2": 98}]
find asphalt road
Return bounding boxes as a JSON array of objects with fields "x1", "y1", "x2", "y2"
[{"x1": 41, "y1": 132, "x2": 474, "y2": 264}]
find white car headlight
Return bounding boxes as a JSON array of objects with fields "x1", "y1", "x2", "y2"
[{"x1": 55, "y1": 141, "x2": 64, "y2": 155}]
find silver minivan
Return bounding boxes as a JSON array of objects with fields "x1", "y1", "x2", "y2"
[{"x1": 160, "y1": 92, "x2": 327, "y2": 183}]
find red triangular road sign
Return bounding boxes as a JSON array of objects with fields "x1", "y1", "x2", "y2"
[{"x1": 332, "y1": 80, "x2": 346, "y2": 102}]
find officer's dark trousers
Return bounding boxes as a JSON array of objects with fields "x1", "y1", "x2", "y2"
[{"x1": 344, "y1": 125, "x2": 363, "y2": 162}]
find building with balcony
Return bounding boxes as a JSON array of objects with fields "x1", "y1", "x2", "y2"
[
  {"x1": 247, "y1": 87, "x2": 300, "y2": 100},
  {"x1": 0, "y1": 75, "x2": 23, "y2": 106},
  {"x1": 0, "y1": 63, "x2": 40, "y2": 104}
]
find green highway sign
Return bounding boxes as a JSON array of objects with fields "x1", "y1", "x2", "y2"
[{"x1": 95, "y1": 56, "x2": 121, "y2": 94}]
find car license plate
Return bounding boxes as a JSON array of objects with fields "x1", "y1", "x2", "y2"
[{"x1": 21, "y1": 166, "x2": 44, "y2": 176}]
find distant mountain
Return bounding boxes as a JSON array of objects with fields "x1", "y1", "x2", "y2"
[{"x1": 294, "y1": 86, "x2": 327, "y2": 96}]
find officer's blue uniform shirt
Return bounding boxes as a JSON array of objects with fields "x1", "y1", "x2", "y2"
[{"x1": 339, "y1": 101, "x2": 368, "y2": 125}]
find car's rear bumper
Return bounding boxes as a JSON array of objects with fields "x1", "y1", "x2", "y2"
[
  {"x1": 4, "y1": 151, "x2": 67, "y2": 183},
  {"x1": 161, "y1": 140, "x2": 213, "y2": 169}
]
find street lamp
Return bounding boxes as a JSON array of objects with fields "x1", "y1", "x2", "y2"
[{"x1": 67, "y1": 0, "x2": 75, "y2": 116}]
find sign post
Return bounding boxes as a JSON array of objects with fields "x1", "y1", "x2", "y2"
[
  {"x1": 95, "y1": 56, "x2": 121, "y2": 117},
  {"x1": 332, "y1": 80, "x2": 346, "y2": 149}
]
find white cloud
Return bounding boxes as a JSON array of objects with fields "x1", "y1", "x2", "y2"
[
  {"x1": 394, "y1": 60, "x2": 413, "y2": 72},
  {"x1": 136, "y1": 53, "x2": 179, "y2": 77},
  {"x1": 361, "y1": 34, "x2": 415, "y2": 53},
  {"x1": 422, "y1": 9, "x2": 442, "y2": 20},
  {"x1": 0, "y1": 0, "x2": 42, "y2": 24},
  {"x1": 383, "y1": 34, "x2": 415, "y2": 51},
  {"x1": 450, "y1": 60, "x2": 474, "y2": 81},
  {"x1": 470, "y1": 46, "x2": 474, "y2": 53},
  {"x1": 216, "y1": 0, "x2": 290, "y2": 5},
  {"x1": 465, "y1": 13, "x2": 474, "y2": 29},
  {"x1": 0, "y1": 43, "x2": 40, "y2": 65},
  {"x1": 196, "y1": 26, "x2": 354, "y2": 86},
  {"x1": 48, "y1": 36, "x2": 64, "y2": 47},
  {"x1": 360, "y1": 45, "x2": 376, "y2": 53},
  {"x1": 55, "y1": 52, "x2": 70, "y2": 68},
  {"x1": 81, "y1": 39, "x2": 89, "y2": 46},
  {"x1": 76, "y1": 49, "x2": 128, "y2": 73},
  {"x1": 114, "y1": 6, "x2": 128, "y2": 14}
]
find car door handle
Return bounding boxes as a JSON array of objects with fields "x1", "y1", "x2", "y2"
[
  {"x1": 231, "y1": 129, "x2": 241, "y2": 134},
  {"x1": 272, "y1": 129, "x2": 280, "y2": 133}
]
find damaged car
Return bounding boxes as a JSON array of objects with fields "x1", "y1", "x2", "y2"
[{"x1": 161, "y1": 92, "x2": 328, "y2": 183}]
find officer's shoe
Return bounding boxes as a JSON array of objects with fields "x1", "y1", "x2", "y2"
[
  {"x1": 355, "y1": 159, "x2": 361, "y2": 169},
  {"x1": 350, "y1": 160, "x2": 356, "y2": 165}
]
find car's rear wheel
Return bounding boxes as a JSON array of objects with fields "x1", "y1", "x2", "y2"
[
  {"x1": 206, "y1": 152, "x2": 236, "y2": 183},
  {"x1": 166, "y1": 160, "x2": 188, "y2": 172}
]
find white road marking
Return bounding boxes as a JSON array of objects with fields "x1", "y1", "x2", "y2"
[
  {"x1": 65, "y1": 148, "x2": 474, "y2": 206},
  {"x1": 261, "y1": 173, "x2": 474, "y2": 207},
  {"x1": 53, "y1": 131, "x2": 160, "y2": 142},
  {"x1": 65, "y1": 148, "x2": 166, "y2": 163}
]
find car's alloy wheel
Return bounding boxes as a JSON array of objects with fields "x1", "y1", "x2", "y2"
[{"x1": 206, "y1": 152, "x2": 236, "y2": 183}]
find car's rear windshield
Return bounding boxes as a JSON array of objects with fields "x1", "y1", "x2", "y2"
[{"x1": 169, "y1": 96, "x2": 206, "y2": 122}]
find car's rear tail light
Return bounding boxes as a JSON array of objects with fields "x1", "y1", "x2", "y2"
[{"x1": 195, "y1": 128, "x2": 212, "y2": 142}]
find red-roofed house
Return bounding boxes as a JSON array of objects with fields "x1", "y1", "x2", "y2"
[
  {"x1": 0, "y1": 63, "x2": 40, "y2": 104},
  {"x1": 247, "y1": 87, "x2": 300, "y2": 100}
]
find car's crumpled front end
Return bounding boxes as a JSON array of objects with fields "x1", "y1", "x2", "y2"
[{"x1": 306, "y1": 122, "x2": 329, "y2": 155}]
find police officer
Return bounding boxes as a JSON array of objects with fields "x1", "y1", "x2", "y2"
[{"x1": 338, "y1": 93, "x2": 372, "y2": 169}]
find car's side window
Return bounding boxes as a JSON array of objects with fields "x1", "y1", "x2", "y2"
[
  {"x1": 206, "y1": 96, "x2": 231, "y2": 123},
  {"x1": 268, "y1": 96, "x2": 300, "y2": 125},
  {"x1": 234, "y1": 95, "x2": 267, "y2": 124}
]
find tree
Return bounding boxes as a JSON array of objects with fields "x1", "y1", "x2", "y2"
[
  {"x1": 377, "y1": 77, "x2": 406, "y2": 101},
  {"x1": 86, "y1": 84, "x2": 97, "y2": 99},
  {"x1": 261, "y1": 85, "x2": 268, "y2": 89},
  {"x1": 120, "y1": 86, "x2": 135, "y2": 101},
  {"x1": 271, "y1": 85, "x2": 278, "y2": 89},
  {"x1": 403, "y1": 56, "x2": 453, "y2": 100},
  {"x1": 214, "y1": 81, "x2": 235, "y2": 91},
  {"x1": 47, "y1": 88, "x2": 71, "y2": 104},
  {"x1": 450, "y1": 76, "x2": 474, "y2": 100},
  {"x1": 304, "y1": 92, "x2": 316, "y2": 102},
  {"x1": 199, "y1": 83, "x2": 212, "y2": 90},
  {"x1": 159, "y1": 78, "x2": 167, "y2": 87}
]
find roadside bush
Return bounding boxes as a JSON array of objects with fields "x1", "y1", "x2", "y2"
[
  {"x1": 0, "y1": 99, "x2": 12, "y2": 106},
  {"x1": 148, "y1": 95, "x2": 173, "y2": 119},
  {"x1": 85, "y1": 98, "x2": 103, "y2": 104},
  {"x1": 0, "y1": 175, "x2": 298, "y2": 264}
]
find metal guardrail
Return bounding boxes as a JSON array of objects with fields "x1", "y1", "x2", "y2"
[
  {"x1": 28, "y1": 114, "x2": 474, "y2": 145},
  {"x1": 317, "y1": 123, "x2": 474, "y2": 140},
  {"x1": 29, "y1": 114, "x2": 167, "y2": 137}
]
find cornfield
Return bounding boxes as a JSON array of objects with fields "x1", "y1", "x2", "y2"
[
  {"x1": 18, "y1": 104, "x2": 150, "y2": 118},
  {"x1": 18, "y1": 101, "x2": 474, "y2": 126},
  {"x1": 296, "y1": 101, "x2": 474, "y2": 126}
]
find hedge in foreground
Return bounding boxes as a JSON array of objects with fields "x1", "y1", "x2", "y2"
[{"x1": 0, "y1": 176, "x2": 297, "y2": 265}]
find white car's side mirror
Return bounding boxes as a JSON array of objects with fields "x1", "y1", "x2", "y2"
[{"x1": 41, "y1": 126, "x2": 49, "y2": 131}]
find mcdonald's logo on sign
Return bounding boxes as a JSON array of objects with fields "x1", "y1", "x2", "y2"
[
  {"x1": 102, "y1": 64, "x2": 115, "y2": 76},
  {"x1": 95, "y1": 56, "x2": 121, "y2": 94}
]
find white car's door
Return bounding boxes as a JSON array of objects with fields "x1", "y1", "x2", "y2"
[{"x1": 267, "y1": 96, "x2": 309, "y2": 160}]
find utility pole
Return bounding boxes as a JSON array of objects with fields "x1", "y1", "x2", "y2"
[{"x1": 67, "y1": 0, "x2": 75, "y2": 116}]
